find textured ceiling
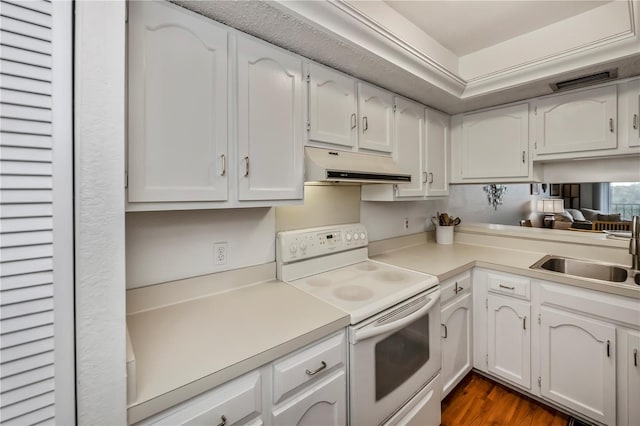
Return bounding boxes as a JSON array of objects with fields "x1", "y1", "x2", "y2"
[
  {"x1": 171, "y1": 0, "x2": 640, "y2": 115},
  {"x1": 383, "y1": 1, "x2": 612, "y2": 56}
]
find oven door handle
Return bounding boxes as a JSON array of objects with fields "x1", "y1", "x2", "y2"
[{"x1": 353, "y1": 291, "x2": 440, "y2": 343}]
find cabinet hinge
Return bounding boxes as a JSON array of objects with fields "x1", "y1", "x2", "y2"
[
  {"x1": 305, "y1": 72, "x2": 310, "y2": 83},
  {"x1": 538, "y1": 313, "x2": 541, "y2": 324},
  {"x1": 538, "y1": 376, "x2": 541, "y2": 387},
  {"x1": 125, "y1": 171, "x2": 128, "y2": 189},
  {"x1": 306, "y1": 121, "x2": 311, "y2": 132}
]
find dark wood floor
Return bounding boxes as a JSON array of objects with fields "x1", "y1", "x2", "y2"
[{"x1": 441, "y1": 373, "x2": 568, "y2": 426}]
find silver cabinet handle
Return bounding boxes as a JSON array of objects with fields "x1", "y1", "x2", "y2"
[
  {"x1": 428, "y1": 172, "x2": 434, "y2": 184},
  {"x1": 634, "y1": 348, "x2": 638, "y2": 367},
  {"x1": 363, "y1": 116, "x2": 368, "y2": 132},
  {"x1": 499, "y1": 284, "x2": 515, "y2": 290},
  {"x1": 454, "y1": 282, "x2": 464, "y2": 294},
  {"x1": 607, "y1": 340, "x2": 611, "y2": 358},
  {"x1": 243, "y1": 156, "x2": 249, "y2": 177},
  {"x1": 633, "y1": 114, "x2": 638, "y2": 130},
  {"x1": 442, "y1": 323, "x2": 448, "y2": 339},
  {"x1": 219, "y1": 154, "x2": 226, "y2": 176},
  {"x1": 422, "y1": 172, "x2": 428, "y2": 183},
  {"x1": 305, "y1": 361, "x2": 327, "y2": 376},
  {"x1": 218, "y1": 415, "x2": 227, "y2": 426},
  {"x1": 609, "y1": 118, "x2": 614, "y2": 133},
  {"x1": 523, "y1": 316, "x2": 527, "y2": 330},
  {"x1": 522, "y1": 150, "x2": 526, "y2": 163},
  {"x1": 351, "y1": 113, "x2": 357, "y2": 129}
]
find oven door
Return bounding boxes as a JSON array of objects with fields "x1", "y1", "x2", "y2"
[{"x1": 349, "y1": 289, "x2": 441, "y2": 426}]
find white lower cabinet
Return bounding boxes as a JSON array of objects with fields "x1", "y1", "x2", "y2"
[
  {"x1": 617, "y1": 328, "x2": 640, "y2": 426},
  {"x1": 487, "y1": 294, "x2": 531, "y2": 389},
  {"x1": 440, "y1": 278, "x2": 472, "y2": 399},
  {"x1": 135, "y1": 331, "x2": 346, "y2": 426},
  {"x1": 539, "y1": 306, "x2": 616, "y2": 425}
]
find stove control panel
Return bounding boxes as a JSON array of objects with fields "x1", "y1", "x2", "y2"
[{"x1": 276, "y1": 223, "x2": 368, "y2": 263}]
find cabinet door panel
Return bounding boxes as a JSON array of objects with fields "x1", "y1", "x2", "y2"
[
  {"x1": 536, "y1": 85, "x2": 617, "y2": 154},
  {"x1": 271, "y1": 371, "x2": 346, "y2": 426},
  {"x1": 624, "y1": 80, "x2": 640, "y2": 148},
  {"x1": 441, "y1": 293, "x2": 472, "y2": 398},
  {"x1": 358, "y1": 83, "x2": 394, "y2": 154},
  {"x1": 237, "y1": 37, "x2": 303, "y2": 201},
  {"x1": 308, "y1": 64, "x2": 357, "y2": 148},
  {"x1": 395, "y1": 97, "x2": 425, "y2": 197},
  {"x1": 487, "y1": 294, "x2": 530, "y2": 389},
  {"x1": 425, "y1": 109, "x2": 449, "y2": 197},
  {"x1": 462, "y1": 104, "x2": 528, "y2": 179},
  {"x1": 626, "y1": 332, "x2": 640, "y2": 426},
  {"x1": 540, "y1": 306, "x2": 615, "y2": 426},
  {"x1": 128, "y1": 1, "x2": 228, "y2": 202}
]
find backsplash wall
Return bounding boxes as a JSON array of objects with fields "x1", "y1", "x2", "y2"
[{"x1": 362, "y1": 184, "x2": 540, "y2": 241}]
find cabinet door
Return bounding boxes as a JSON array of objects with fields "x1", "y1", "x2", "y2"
[
  {"x1": 535, "y1": 85, "x2": 617, "y2": 155},
  {"x1": 487, "y1": 294, "x2": 530, "y2": 389},
  {"x1": 617, "y1": 329, "x2": 640, "y2": 426},
  {"x1": 461, "y1": 104, "x2": 529, "y2": 179},
  {"x1": 237, "y1": 36, "x2": 304, "y2": 201},
  {"x1": 271, "y1": 371, "x2": 346, "y2": 426},
  {"x1": 540, "y1": 306, "x2": 615, "y2": 426},
  {"x1": 441, "y1": 293, "x2": 472, "y2": 398},
  {"x1": 624, "y1": 80, "x2": 640, "y2": 148},
  {"x1": 358, "y1": 82, "x2": 394, "y2": 154},
  {"x1": 394, "y1": 97, "x2": 426, "y2": 197},
  {"x1": 128, "y1": 1, "x2": 228, "y2": 202},
  {"x1": 308, "y1": 64, "x2": 357, "y2": 149},
  {"x1": 425, "y1": 109, "x2": 449, "y2": 197}
]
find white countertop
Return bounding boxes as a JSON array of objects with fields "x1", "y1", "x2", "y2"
[{"x1": 126, "y1": 279, "x2": 349, "y2": 423}]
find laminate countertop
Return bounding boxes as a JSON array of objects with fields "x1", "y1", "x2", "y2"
[
  {"x1": 126, "y1": 279, "x2": 350, "y2": 424},
  {"x1": 370, "y1": 240, "x2": 640, "y2": 299}
]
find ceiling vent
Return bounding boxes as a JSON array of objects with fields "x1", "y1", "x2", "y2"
[{"x1": 550, "y1": 69, "x2": 618, "y2": 92}]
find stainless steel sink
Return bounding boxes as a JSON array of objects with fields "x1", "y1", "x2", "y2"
[{"x1": 531, "y1": 255, "x2": 639, "y2": 287}]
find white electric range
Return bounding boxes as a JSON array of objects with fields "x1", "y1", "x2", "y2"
[{"x1": 276, "y1": 224, "x2": 441, "y2": 426}]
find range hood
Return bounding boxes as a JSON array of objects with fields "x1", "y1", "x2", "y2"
[{"x1": 305, "y1": 147, "x2": 411, "y2": 184}]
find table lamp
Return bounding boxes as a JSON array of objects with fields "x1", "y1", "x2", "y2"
[{"x1": 537, "y1": 199, "x2": 565, "y2": 228}]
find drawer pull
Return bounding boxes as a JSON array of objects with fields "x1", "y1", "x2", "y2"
[
  {"x1": 609, "y1": 118, "x2": 614, "y2": 133},
  {"x1": 634, "y1": 349, "x2": 638, "y2": 367},
  {"x1": 218, "y1": 415, "x2": 227, "y2": 426},
  {"x1": 305, "y1": 361, "x2": 327, "y2": 376},
  {"x1": 607, "y1": 340, "x2": 611, "y2": 358},
  {"x1": 428, "y1": 172, "x2": 434, "y2": 184},
  {"x1": 351, "y1": 113, "x2": 357, "y2": 129},
  {"x1": 454, "y1": 282, "x2": 464, "y2": 294},
  {"x1": 523, "y1": 316, "x2": 527, "y2": 330},
  {"x1": 499, "y1": 284, "x2": 515, "y2": 290},
  {"x1": 363, "y1": 116, "x2": 368, "y2": 132},
  {"x1": 442, "y1": 323, "x2": 448, "y2": 339},
  {"x1": 243, "y1": 156, "x2": 250, "y2": 177},
  {"x1": 634, "y1": 114, "x2": 639, "y2": 130}
]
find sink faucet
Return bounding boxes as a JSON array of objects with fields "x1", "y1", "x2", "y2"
[{"x1": 632, "y1": 215, "x2": 640, "y2": 270}]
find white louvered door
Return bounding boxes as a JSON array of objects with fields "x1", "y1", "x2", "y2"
[{"x1": 1, "y1": 1, "x2": 74, "y2": 424}]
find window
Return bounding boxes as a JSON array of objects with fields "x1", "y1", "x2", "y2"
[{"x1": 609, "y1": 182, "x2": 640, "y2": 219}]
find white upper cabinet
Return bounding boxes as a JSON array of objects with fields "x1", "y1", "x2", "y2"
[
  {"x1": 128, "y1": 0, "x2": 228, "y2": 203},
  {"x1": 534, "y1": 85, "x2": 617, "y2": 157},
  {"x1": 357, "y1": 82, "x2": 394, "y2": 154},
  {"x1": 460, "y1": 103, "x2": 529, "y2": 180},
  {"x1": 540, "y1": 306, "x2": 616, "y2": 426},
  {"x1": 621, "y1": 79, "x2": 640, "y2": 148},
  {"x1": 394, "y1": 97, "x2": 426, "y2": 198},
  {"x1": 425, "y1": 109, "x2": 449, "y2": 197},
  {"x1": 236, "y1": 36, "x2": 304, "y2": 201},
  {"x1": 307, "y1": 64, "x2": 357, "y2": 149}
]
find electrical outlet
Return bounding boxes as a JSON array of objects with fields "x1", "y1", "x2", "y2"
[
  {"x1": 404, "y1": 217, "x2": 409, "y2": 230},
  {"x1": 214, "y1": 242, "x2": 227, "y2": 265}
]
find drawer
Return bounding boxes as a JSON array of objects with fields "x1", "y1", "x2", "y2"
[
  {"x1": 272, "y1": 331, "x2": 345, "y2": 405},
  {"x1": 488, "y1": 271, "x2": 530, "y2": 300},
  {"x1": 142, "y1": 371, "x2": 262, "y2": 425},
  {"x1": 440, "y1": 271, "x2": 471, "y2": 306}
]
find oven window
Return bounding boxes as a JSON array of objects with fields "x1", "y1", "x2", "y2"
[{"x1": 375, "y1": 314, "x2": 429, "y2": 401}]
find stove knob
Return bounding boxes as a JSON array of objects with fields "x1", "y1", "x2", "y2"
[
  {"x1": 354, "y1": 233, "x2": 360, "y2": 241},
  {"x1": 300, "y1": 241, "x2": 307, "y2": 250},
  {"x1": 360, "y1": 232, "x2": 366, "y2": 240},
  {"x1": 289, "y1": 243, "x2": 297, "y2": 253},
  {"x1": 346, "y1": 233, "x2": 352, "y2": 241}
]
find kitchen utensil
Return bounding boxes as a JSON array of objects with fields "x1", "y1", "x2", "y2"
[{"x1": 431, "y1": 217, "x2": 439, "y2": 227}]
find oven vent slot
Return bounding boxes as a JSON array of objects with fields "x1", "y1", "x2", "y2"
[{"x1": 376, "y1": 295, "x2": 427, "y2": 326}]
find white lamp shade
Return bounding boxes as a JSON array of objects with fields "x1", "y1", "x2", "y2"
[{"x1": 537, "y1": 199, "x2": 565, "y2": 213}]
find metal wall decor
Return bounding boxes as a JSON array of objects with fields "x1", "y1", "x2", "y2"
[{"x1": 483, "y1": 184, "x2": 508, "y2": 210}]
